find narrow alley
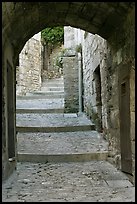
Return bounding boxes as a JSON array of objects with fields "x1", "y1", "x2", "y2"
[
  {"x1": 2, "y1": 77, "x2": 135, "y2": 202},
  {"x1": 2, "y1": 3, "x2": 135, "y2": 202}
]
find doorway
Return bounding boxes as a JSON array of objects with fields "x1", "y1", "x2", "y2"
[{"x1": 119, "y1": 63, "x2": 132, "y2": 175}]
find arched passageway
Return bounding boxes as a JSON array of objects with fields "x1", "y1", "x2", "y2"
[{"x1": 2, "y1": 2, "x2": 135, "y2": 183}]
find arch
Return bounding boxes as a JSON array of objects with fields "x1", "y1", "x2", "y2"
[{"x1": 2, "y1": 2, "x2": 134, "y2": 63}]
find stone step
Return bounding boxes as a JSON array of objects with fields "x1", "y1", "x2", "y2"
[
  {"x1": 42, "y1": 78, "x2": 64, "y2": 86},
  {"x1": 16, "y1": 113, "x2": 95, "y2": 129},
  {"x1": 42, "y1": 78, "x2": 64, "y2": 81},
  {"x1": 40, "y1": 87, "x2": 64, "y2": 92},
  {"x1": 16, "y1": 108, "x2": 64, "y2": 114},
  {"x1": 16, "y1": 94, "x2": 64, "y2": 99},
  {"x1": 16, "y1": 124, "x2": 95, "y2": 133},
  {"x1": 17, "y1": 152, "x2": 108, "y2": 163},
  {"x1": 16, "y1": 98, "x2": 64, "y2": 109},
  {"x1": 26, "y1": 91, "x2": 64, "y2": 96},
  {"x1": 17, "y1": 131, "x2": 108, "y2": 155},
  {"x1": 41, "y1": 83, "x2": 64, "y2": 88},
  {"x1": 42, "y1": 76, "x2": 64, "y2": 82}
]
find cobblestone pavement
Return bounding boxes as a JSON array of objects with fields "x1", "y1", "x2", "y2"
[{"x1": 2, "y1": 161, "x2": 135, "y2": 202}]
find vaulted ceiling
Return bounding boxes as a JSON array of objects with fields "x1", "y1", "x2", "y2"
[{"x1": 2, "y1": 2, "x2": 134, "y2": 57}]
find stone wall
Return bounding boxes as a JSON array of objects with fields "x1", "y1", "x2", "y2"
[
  {"x1": 82, "y1": 33, "x2": 108, "y2": 133},
  {"x1": 63, "y1": 50, "x2": 79, "y2": 113},
  {"x1": 64, "y1": 13, "x2": 135, "y2": 183},
  {"x1": 82, "y1": 33, "x2": 122, "y2": 168},
  {"x1": 81, "y1": 7, "x2": 135, "y2": 184},
  {"x1": 16, "y1": 32, "x2": 42, "y2": 95},
  {"x1": 63, "y1": 27, "x2": 84, "y2": 113},
  {"x1": 41, "y1": 44, "x2": 64, "y2": 80},
  {"x1": 64, "y1": 26, "x2": 83, "y2": 49},
  {"x1": 107, "y1": 7, "x2": 135, "y2": 182}
]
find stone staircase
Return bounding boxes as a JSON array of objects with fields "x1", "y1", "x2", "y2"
[
  {"x1": 17, "y1": 77, "x2": 64, "y2": 100},
  {"x1": 16, "y1": 77, "x2": 108, "y2": 163}
]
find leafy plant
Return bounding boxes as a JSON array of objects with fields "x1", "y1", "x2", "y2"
[{"x1": 41, "y1": 26, "x2": 64, "y2": 46}]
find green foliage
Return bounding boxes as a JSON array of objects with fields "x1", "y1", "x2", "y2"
[{"x1": 41, "y1": 26, "x2": 64, "y2": 46}]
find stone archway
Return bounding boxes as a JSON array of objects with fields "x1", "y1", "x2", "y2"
[{"x1": 2, "y1": 2, "x2": 135, "y2": 182}]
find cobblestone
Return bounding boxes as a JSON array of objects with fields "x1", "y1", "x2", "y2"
[{"x1": 2, "y1": 161, "x2": 135, "y2": 202}]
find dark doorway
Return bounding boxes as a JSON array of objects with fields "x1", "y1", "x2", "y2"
[
  {"x1": 119, "y1": 64, "x2": 132, "y2": 175},
  {"x1": 93, "y1": 65, "x2": 102, "y2": 131}
]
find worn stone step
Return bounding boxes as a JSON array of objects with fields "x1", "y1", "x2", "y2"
[
  {"x1": 16, "y1": 108, "x2": 64, "y2": 114},
  {"x1": 17, "y1": 152, "x2": 108, "y2": 163},
  {"x1": 41, "y1": 82, "x2": 64, "y2": 87},
  {"x1": 16, "y1": 94, "x2": 64, "y2": 99},
  {"x1": 16, "y1": 113, "x2": 95, "y2": 132},
  {"x1": 40, "y1": 87, "x2": 64, "y2": 92},
  {"x1": 17, "y1": 131, "x2": 108, "y2": 155},
  {"x1": 42, "y1": 79, "x2": 64, "y2": 86},
  {"x1": 16, "y1": 113, "x2": 95, "y2": 130},
  {"x1": 26, "y1": 91, "x2": 64, "y2": 96},
  {"x1": 42, "y1": 77, "x2": 64, "y2": 82},
  {"x1": 16, "y1": 113, "x2": 94, "y2": 129},
  {"x1": 16, "y1": 124, "x2": 95, "y2": 133},
  {"x1": 16, "y1": 98, "x2": 64, "y2": 109}
]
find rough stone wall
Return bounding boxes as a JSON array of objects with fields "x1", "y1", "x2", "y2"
[
  {"x1": 64, "y1": 12, "x2": 135, "y2": 182},
  {"x1": 64, "y1": 26, "x2": 83, "y2": 49},
  {"x1": 82, "y1": 7, "x2": 135, "y2": 181},
  {"x1": 41, "y1": 44, "x2": 64, "y2": 80},
  {"x1": 82, "y1": 28, "x2": 135, "y2": 180},
  {"x1": 63, "y1": 27, "x2": 84, "y2": 113},
  {"x1": 107, "y1": 7, "x2": 135, "y2": 182},
  {"x1": 82, "y1": 33, "x2": 108, "y2": 132},
  {"x1": 16, "y1": 32, "x2": 42, "y2": 95},
  {"x1": 63, "y1": 51, "x2": 79, "y2": 113}
]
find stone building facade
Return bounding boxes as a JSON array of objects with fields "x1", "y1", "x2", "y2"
[{"x1": 16, "y1": 32, "x2": 42, "y2": 95}]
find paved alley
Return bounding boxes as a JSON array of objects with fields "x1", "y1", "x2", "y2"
[{"x1": 2, "y1": 77, "x2": 135, "y2": 202}]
